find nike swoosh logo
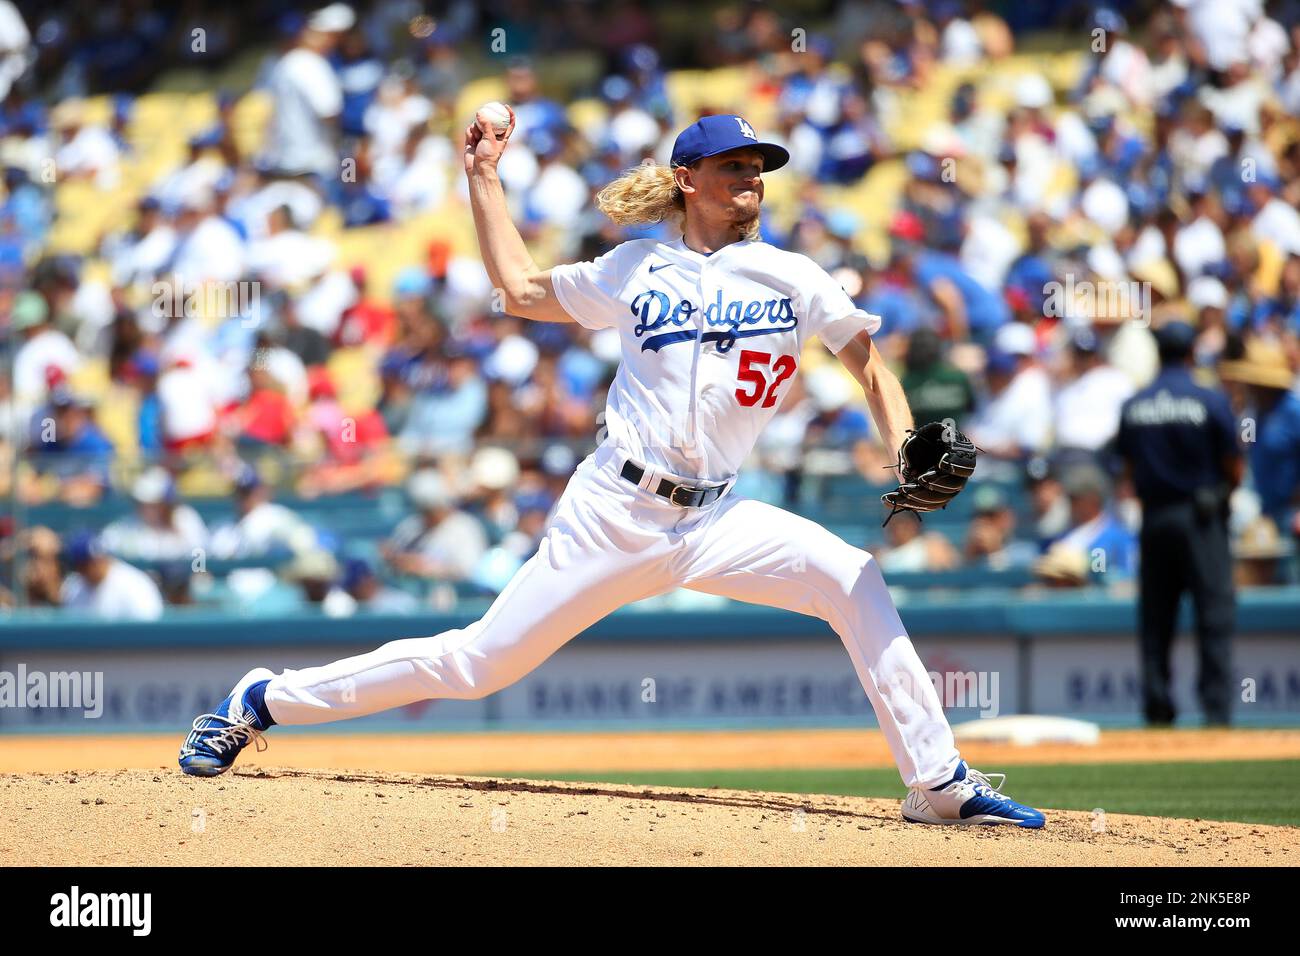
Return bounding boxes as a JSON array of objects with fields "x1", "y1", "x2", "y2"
[{"x1": 648, "y1": 262, "x2": 674, "y2": 273}]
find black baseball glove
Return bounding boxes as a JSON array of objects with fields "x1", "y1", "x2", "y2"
[{"x1": 881, "y1": 422, "x2": 977, "y2": 525}]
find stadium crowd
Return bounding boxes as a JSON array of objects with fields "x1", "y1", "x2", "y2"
[{"x1": 1, "y1": 0, "x2": 1299, "y2": 618}]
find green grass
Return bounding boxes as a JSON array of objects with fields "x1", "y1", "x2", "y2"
[{"x1": 483, "y1": 760, "x2": 1300, "y2": 827}]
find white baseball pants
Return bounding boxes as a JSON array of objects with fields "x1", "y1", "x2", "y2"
[{"x1": 262, "y1": 444, "x2": 961, "y2": 788}]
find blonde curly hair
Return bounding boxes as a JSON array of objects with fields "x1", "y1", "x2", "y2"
[{"x1": 595, "y1": 161, "x2": 760, "y2": 240}]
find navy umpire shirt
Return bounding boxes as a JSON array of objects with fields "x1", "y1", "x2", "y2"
[{"x1": 1116, "y1": 366, "x2": 1239, "y2": 506}]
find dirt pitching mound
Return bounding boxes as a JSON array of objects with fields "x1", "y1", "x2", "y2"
[{"x1": 3, "y1": 767, "x2": 1296, "y2": 866}]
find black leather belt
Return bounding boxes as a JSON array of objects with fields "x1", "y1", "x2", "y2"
[{"x1": 620, "y1": 460, "x2": 730, "y2": 508}]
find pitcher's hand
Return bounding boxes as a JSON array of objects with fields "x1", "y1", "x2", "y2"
[{"x1": 463, "y1": 106, "x2": 515, "y2": 177}]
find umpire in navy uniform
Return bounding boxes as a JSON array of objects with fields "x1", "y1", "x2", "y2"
[{"x1": 1115, "y1": 321, "x2": 1243, "y2": 726}]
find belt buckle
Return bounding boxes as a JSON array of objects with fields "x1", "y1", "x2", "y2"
[{"x1": 670, "y1": 483, "x2": 698, "y2": 507}]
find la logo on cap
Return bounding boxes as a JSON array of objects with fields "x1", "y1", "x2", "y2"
[{"x1": 736, "y1": 117, "x2": 756, "y2": 140}]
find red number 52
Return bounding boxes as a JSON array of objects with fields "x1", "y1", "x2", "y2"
[{"x1": 735, "y1": 349, "x2": 797, "y2": 408}]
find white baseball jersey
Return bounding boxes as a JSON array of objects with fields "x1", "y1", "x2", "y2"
[{"x1": 550, "y1": 237, "x2": 881, "y2": 481}]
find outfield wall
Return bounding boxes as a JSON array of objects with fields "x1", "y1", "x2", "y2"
[{"x1": 2, "y1": 591, "x2": 1298, "y2": 732}]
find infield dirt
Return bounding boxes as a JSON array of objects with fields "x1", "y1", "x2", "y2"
[
  {"x1": 4, "y1": 728, "x2": 1298, "y2": 865},
  {"x1": 3, "y1": 765, "x2": 1296, "y2": 866},
  {"x1": 10, "y1": 764, "x2": 1300, "y2": 868}
]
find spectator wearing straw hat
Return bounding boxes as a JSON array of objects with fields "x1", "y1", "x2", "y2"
[
  {"x1": 1032, "y1": 542, "x2": 1091, "y2": 589},
  {"x1": 1233, "y1": 515, "x2": 1292, "y2": 588},
  {"x1": 1116, "y1": 320, "x2": 1243, "y2": 726},
  {"x1": 278, "y1": 548, "x2": 355, "y2": 617},
  {"x1": 1218, "y1": 337, "x2": 1300, "y2": 540},
  {"x1": 465, "y1": 446, "x2": 522, "y2": 544}
]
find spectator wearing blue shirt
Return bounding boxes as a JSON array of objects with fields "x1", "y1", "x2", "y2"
[
  {"x1": 1116, "y1": 322, "x2": 1243, "y2": 726},
  {"x1": 335, "y1": 172, "x2": 391, "y2": 227},
  {"x1": 620, "y1": 44, "x2": 672, "y2": 121},
  {"x1": 1047, "y1": 464, "x2": 1138, "y2": 580},
  {"x1": 34, "y1": 389, "x2": 115, "y2": 504},
  {"x1": 2, "y1": 166, "x2": 51, "y2": 255},
  {"x1": 130, "y1": 351, "x2": 163, "y2": 454},
  {"x1": 802, "y1": 366, "x2": 880, "y2": 478},
  {"x1": 819, "y1": 91, "x2": 887, "y2": 185},
  {"x1": 1256, "y1": 252, "x2": 1300, "y2": 337},
  {"x1": 1208, "y1": 125, "x2": 1252, "y2": 217},
  {"x1": 334, "y1": 33, "x2": 385, "y2": 138},
  {"x1": 914, "y1": 249, "x2": 1009, "y2": 344},
  {"x1": 1218, "y1": 339, "x2": 1300, "y2": 538},
  {"x1": 188, "y1": 91, "x2": 240, "y2": 167},
  {"x1": 876, "y1": 211, "x2": 947, "y2": 338},
  {"x1": 1093, "y1": 116, "x2": 1146, "y2": 180},
  {"x1": 504, "y1": 60, "x2": 569, "y2": 140},
  {"x1": 1004, "y1": 212, "x2": 1056, "y2": 314},
  {"x1": 863, "y1": 277, "x2": 925, "y2": 338},
  {"x1": 399, "y1": 351, "x2": 488, "y2": 457},
  {"x1": 109, "y1": 95, "x2": 134, "y2": 154}
]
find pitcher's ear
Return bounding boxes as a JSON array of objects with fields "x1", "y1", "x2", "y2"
[{"x1": 673, "y1": 164, "x2": 696, "y2": 195}]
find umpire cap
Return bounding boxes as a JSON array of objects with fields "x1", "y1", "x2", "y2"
[{"x1": 1154, "y1": 320, "x2": 1196, "y2": 362}]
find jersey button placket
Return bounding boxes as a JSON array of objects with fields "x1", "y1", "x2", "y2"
[{"x1": 685, "y1": 262, "x2": 709, "y2": 465}]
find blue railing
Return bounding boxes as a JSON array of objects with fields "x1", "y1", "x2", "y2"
[{"x1": 3, "y1": 588, "x2": 1298, "y2": 648}]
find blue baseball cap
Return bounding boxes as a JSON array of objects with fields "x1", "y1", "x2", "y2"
[
  {"x1": 1092, "y1": 7, "x2": 1127, "y2": 34},
  {"x1": 670, "y1": 115, "x2": 789, "y2": 172},
  {"x1": 1069, "y1": 325, "x2": 1099, "y2": 354},
  {"x1": 906, "y1": 151, "x2": 939, "y2": 180},
  {"x1": 188, "y1": 128, "x2": 222, "y2": 150},
  {"x1": 393, "y1": 265, "x2": 433, "y2": 298},
  {"x1": 601, "y1": 75, "x2": 634, "y2": 104},
  {"x1": 514, "y1": 489, "x2": 554, "y2": 514},
  {"x1": 985, "y1": 348, "x2": 1018, "y2": 376},
  {"x1": 342, "y1": 557, "x2": 374, "y2": 591},
  {"x1": 62, "y1": 530, "x2": 103, "y2": 567},
  {"x1": 233, "y1": 463, "x2": 262, "y2": 494},
  {"x1": 130, "y1": 350, "x2": 160, "y2": 376}
]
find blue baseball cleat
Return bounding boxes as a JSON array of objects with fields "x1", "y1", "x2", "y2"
[
  {"x1": 178, "y1": 668, "x2": 276, "y2": 777},
  {"x1": 901, "y1": 760, "x2": 1046, "y2": 828}
]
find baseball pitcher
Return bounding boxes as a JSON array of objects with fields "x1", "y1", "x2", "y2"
[{"x1": 177, "y1": 110, "x2": 1044, "y2": 829}]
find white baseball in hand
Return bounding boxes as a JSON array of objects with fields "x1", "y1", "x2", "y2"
[{"x1": 476, "y1": 101, "x2": 513, "y2": 135}]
